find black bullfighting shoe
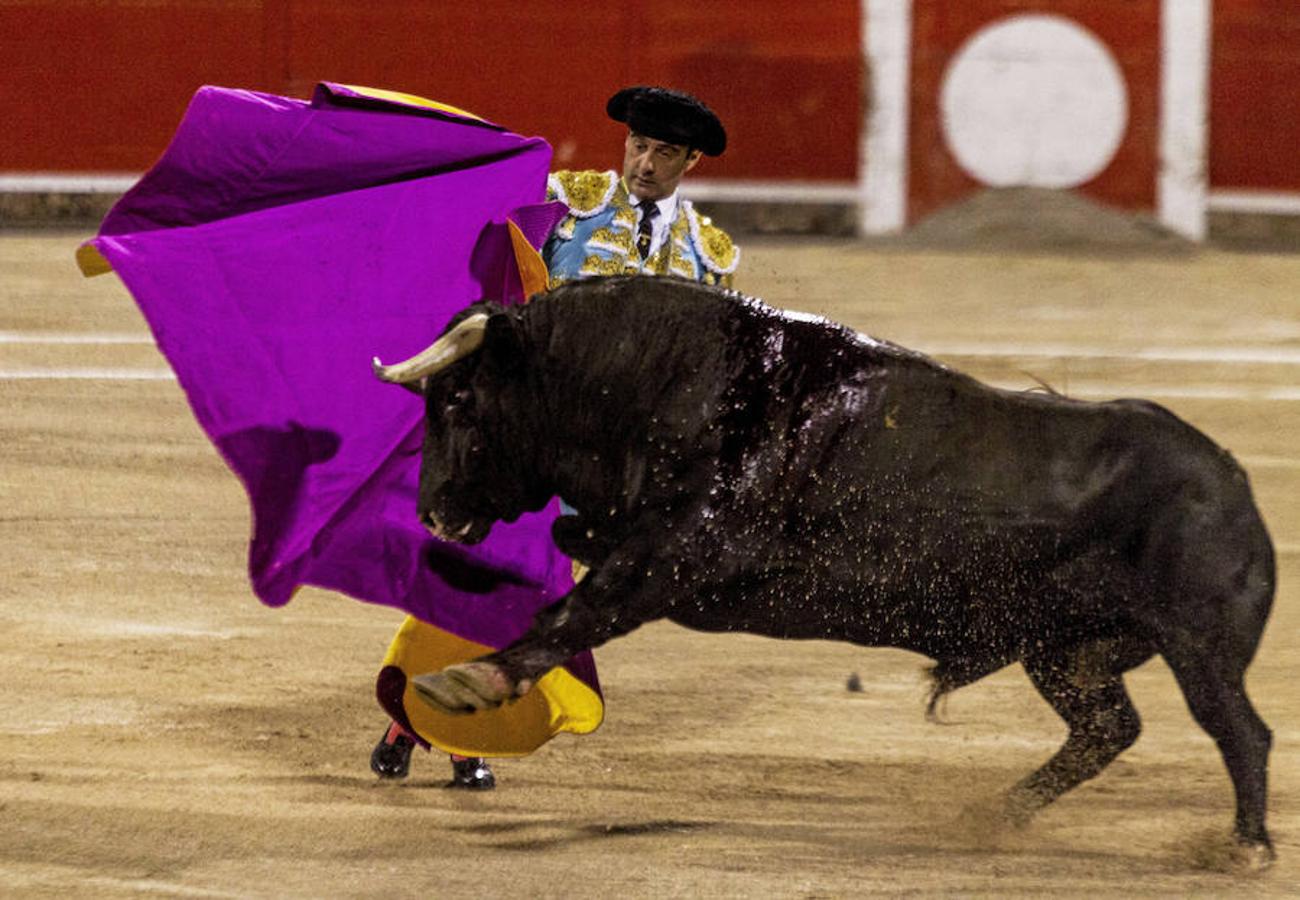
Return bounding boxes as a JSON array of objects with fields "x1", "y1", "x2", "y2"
[
  {"x1": 448, "y1": 755, "x2": 496, "y2": 790},
  {"x1": 370, "y1": 721, "x2": 415, "y2": 779}
]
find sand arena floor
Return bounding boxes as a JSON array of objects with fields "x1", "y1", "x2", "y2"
[{"x1": 2, "y1": 231, "x2": 1299, "y2": 897}]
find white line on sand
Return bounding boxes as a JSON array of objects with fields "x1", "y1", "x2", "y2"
[
  {"x1": 5, "y1": 335, "x2": 1300, "y2": 400},
  {"x1": 985, "y1": 380, "x2": 1300, "y2": 402},
  {"x1": 0, "y1": 368, "x2": 175, "y2": 380},
  {"x1": 4, "y1": 367, "x2": 1300, "y2": 404},
  {"x1": 0, "y1": 332, "x2": 153, "y2": 344},
  {"x1": 7, "y1": 332, "x2": 1300, "y2": 365},
  {"x1": 924, "y1": 342, "x2": 1300, "y2": 366}
]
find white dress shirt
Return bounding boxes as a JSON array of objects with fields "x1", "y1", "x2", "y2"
[{"x1": 635, "y1": 191, "x2": 678, "y2": 258}]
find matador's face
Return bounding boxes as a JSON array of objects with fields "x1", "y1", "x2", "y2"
[{"x1": 622, "y1": 131, "x2": 701, "y2": 202}]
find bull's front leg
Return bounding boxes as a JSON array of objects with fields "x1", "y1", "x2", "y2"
[
  {"x1": 408, "y1": 592, "x2": 614, "y2": 715},
  {"x1": 410, "y1": 659, "x2": 521, "y2": 715},
  {"x1": 410, "y1": 524, "x2": 695, "y2": 715}
]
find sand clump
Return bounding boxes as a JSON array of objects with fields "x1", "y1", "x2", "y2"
[{"x1": 894, "y1": 187, "x2": 1193, "y2": 255}]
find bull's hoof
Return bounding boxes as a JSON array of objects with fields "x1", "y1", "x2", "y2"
[
  {"x1": 370, "y1": 723, "x2": 415, "y2": 779},
  {"x1": 1231, "y1": 837, "x2": 1276, "y2": 873},
  {"x1": 447, "y1": 757, "x2": 496, "y2": 790},
  {"x1": 952, "y1": 798, "x2": 1019, "y2": 845},
  {"x1": 411, "y1": 662, "x2": 512, "y2": 715},
  {"x1": 1185, "y1": 829, "x2": 1275, "y2": 873},
  {"x1": 999, "y1": 792, "x2": 1042, "y2": 830}
]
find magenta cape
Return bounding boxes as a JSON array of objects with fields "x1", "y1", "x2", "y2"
[{"x1": 78, "y1": 83, "x2": 599, "y2": 700}]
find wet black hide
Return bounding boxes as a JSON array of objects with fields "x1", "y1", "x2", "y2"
[{"x1": 410, "y1": 274, "x2": 1277, "y2": 850}]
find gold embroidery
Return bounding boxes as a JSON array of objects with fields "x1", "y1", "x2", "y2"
[
  {"x1": 609, "y1": 180, "x2": 651, "y2": 239},
  {"x1": 555, "y1": 215, "x2": 576, "y2": 240},
  {"x1": 550, "y1": 170, "x2": 616, "y2": 217},
  {"x1": 696, "y1": 219, "x2": 737, "y2": 272},
  {"x1": 668, "y1": 241, "x2": 696, "y2": 278},
  {"x1": 579, "y1": 254, "x2": 629, "y2": 277},
  {"x1": 588, "y1": 226, "x2": 635, "y2": 254}
]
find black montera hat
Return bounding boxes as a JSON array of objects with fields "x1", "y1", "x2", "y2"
[{"x1": 606, "y1": 86, "x2": 727, "y2": 156}]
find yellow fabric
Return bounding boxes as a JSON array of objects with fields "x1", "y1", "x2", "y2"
[
  {"x1": 508, "y1": 219, "x2": 550, "y2": 300},
  {"x1": 382, "y1": 615, "x2": 604, "y2": 757},
  {"x1": 338, "y1": 84, "x2": 484, "y2": 121},
  {"x1": 76, "y1": 242, "x2": 112, "y2": 278}
]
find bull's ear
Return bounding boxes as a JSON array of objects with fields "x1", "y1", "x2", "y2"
[{"x1": 482, "y1": 312, "x2": 525, "y2": 374}]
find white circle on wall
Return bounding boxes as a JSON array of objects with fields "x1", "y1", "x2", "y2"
[{"x1": 940, "y1": 14, "x2": 1128, "y2": 188}]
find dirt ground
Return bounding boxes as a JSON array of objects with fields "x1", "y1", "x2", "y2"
[{"x1": 3, "y1": 230, "x2": 1299, "y2": 898}]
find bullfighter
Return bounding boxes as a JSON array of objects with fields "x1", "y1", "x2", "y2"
[{"x1": 370, "y1": 84, "x2": 742, "y2": 788}]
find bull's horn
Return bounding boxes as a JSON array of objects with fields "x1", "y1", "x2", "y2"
[{"x1": 372, "y1": 313, "x2": 489, "y2": 384}]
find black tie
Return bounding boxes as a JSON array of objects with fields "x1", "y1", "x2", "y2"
[{"x1": 636, "y1": 199, "x2": 659, "y2": 260}]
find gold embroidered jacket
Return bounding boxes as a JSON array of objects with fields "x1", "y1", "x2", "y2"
[{"x1": 542, "y1": 170, "x2": 739, "y2": 289}]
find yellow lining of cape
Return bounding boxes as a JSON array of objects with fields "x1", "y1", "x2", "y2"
[
  {"x1": 382, "y1": 615, "x2": 604, "y2": 758},
  {"x1": 339, "y1": 84, "x2": 484, "y2": 121},
  {"x1": 76, "y1": 242, "x2": 112, "y2": 277}
]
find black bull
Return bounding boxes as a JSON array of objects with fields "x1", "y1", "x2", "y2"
[{"x1": 373, "y1": 275, "x2": 1275, "y2": 859}]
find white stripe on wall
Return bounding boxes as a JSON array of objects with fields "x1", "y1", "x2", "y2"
[
  {"x1": 860, "y1": 0, "x2": 913, "y2": 236},
  {"x1": 1207, "y1": 190, "x2": 1300, "y2": 216},
  {"x1": 1158, "y1": 0, "x2": 1212, "y2": 240},
  {"x1": 12, "y1": 176, "x2": 1296, "y2": 221},
  {"x1": 0, "y1": 174, "x2": 870, "y2": 208},
  {"x1": 0, "y1": 173, "x2": 141, "y2": 193},
  {"x1": 685, "y1": 180, "x2": 860, "y2": 204}
]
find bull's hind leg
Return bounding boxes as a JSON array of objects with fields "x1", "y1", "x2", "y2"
[
  {"x1": 1148, "y1": 506, "x2": 1274, "y2": 863},
  {"x1": 1159, "y1": 636, "x2": 1273, "y2": 861},
  {"x1": 1004, "y1": 645, "x2": 1143, "y2": 825}
]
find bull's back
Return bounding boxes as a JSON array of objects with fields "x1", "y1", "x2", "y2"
[{"x1": 858, "y1": 366, "x2": 1232, "y2": 527}]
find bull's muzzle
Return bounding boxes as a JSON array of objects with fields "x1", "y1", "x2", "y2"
[
  {"x1": 423, "y1": 509, "x2": 476, "y2": 542},
  {"x1": 372, "y1": 312, "x2": 489, "y2": 385}
]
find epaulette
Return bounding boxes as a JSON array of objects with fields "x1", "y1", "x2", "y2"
[
  {"x1": 684, "y1": 202, "x2": 740, "y2": 275},
  {"x1": 546, "y1": 170, "x2": 619, "y2": 219}
]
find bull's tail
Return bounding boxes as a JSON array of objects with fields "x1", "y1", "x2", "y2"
[
  {"x1": 923, "y1": 665, "x2": 948, "y2": 723},
  {"x1": 924, "y1": 655, "x2": 1010, "y2": 723}
]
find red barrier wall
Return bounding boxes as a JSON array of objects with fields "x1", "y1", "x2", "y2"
[
  {"x1": 2, "y1": 0, "x2": 861, "y2": 181},
  {"x1": 3, "y1": 1, "x2": 1296, "y2": 199},
  {"x1": 1210, "y1": 0, "x2": 1300, "y2": 192}
]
